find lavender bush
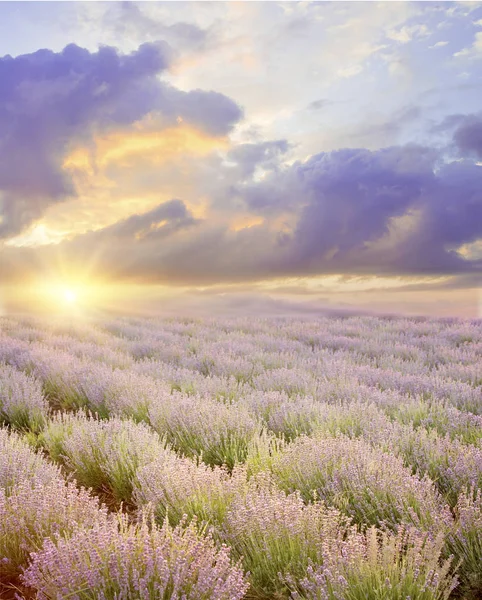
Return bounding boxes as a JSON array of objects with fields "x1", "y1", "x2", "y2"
[
  {"x1": 221, "y1": 472, "x2": 345, "y2": 597},
  {"x1": 294, "y1": 526, "x2": 458, "y2": 600},
  {"x1": 445, "y1": 487, "x2": 482, "y2": 598},
  {"x1": 40, "y1": 413, "x2": 168, "y2": 505},
  {"x1": 134, "y1": 456, "x2": 247, "y2": 527},
  {"x1": 270, "y1": 435, "x2": 453, "y2": 533},
  {"x1": 148, "y1": 392, "x2": 260, "y2": 469},
  {"x1": 0, "y1": 363, "x2": 48, "y2": 432},
  {"x1": 0, "y1": 478, "x2": 108, "y2": 581},
  {"x1": 0, "y1": 428, "x2": 59, "y2": 494},
  {"x1": 22, "y1": 512, "x2": 249, "y2": 600}
]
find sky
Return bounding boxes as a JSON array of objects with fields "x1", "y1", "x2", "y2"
[{"x1": 0, "y1": 0, "x2": 481, "y2": 318}]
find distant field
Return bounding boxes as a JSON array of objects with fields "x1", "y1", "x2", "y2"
[{"x1": 1, "y1": 314, "x2": 481, "y2": 599}]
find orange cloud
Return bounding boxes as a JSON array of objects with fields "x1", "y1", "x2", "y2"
[
  {"x1": 31, "y1": 125, "x2": 228, "y2": 244},
  {"x1": 230, "y1": 215, "x2": 265, "y2": 231},
  {"x1": 63, "y1": 125, "x2": 228, "y2": 173}
]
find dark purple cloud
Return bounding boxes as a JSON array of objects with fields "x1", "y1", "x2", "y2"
[
  {"x1": 453, "y1": 114, "x2": 482, "y2": 160},
  {"x1": 100, "y1": 199, "x2": 200, "y2": 240},
  {"x1": 432, "y1": 111, "x2": 482, "y2": 160},
  {"x1": 277, "y1": 147, "x2": 481, "y2": 276},
  {"x1": 0, "y1": 41, "x2": 242, "y2": 238},
  {"x1": 291, "y1": 145, "x2": 438, "y2": 262},
  {"x1": 162, "y1": 88, "x2": 244, "y2": 137}
]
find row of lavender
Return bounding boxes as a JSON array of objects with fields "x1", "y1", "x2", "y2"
[{"x1": 0, "y1": 314, "x2": 481, "y2": 599}]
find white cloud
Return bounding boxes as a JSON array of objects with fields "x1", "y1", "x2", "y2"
[
  {"x1": 454, "y1": 31, "x2": 482, "y2": 58},
  {"x1": 336, "y1": 64, "x2": 363, "y2": 79},
  {"x1": 387, "y1": 23, "x2": 430, "y2": 44}
]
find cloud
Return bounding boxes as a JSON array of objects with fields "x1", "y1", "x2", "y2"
[
  {"x1": 453, "y1": 31, "x2": 482, "y2": 58},
  {"x1": 162, "y1": 88, "x2": 243, "y2": 137},
  {"x1": 269, "y1": 147, "x2": 482, "y2": 277},
  {"x1": 307, "y1": 99, "x2": 331, "y2": 111},
  {"x1": 387, "y1": 23, "x2": 430, "y2": 44},
  {"x1": 368, "y1": 273, "x2": 482, "y2": 293},
  {"x1": 224, "y1": 140, "x2": 291, "y2": 180},
  {"x1": 348, "y1": 105, "x2": 423, "y2": 147},
  {"x1": 99, "y1": 199, "x2": 200, "y2": 240},
  {"x1": 452, "y1": 113, "x2": 482, "y2": 159},
  {"x1": 5, "y1": 138, "x2": 482, "y2": 289},
  {"x1": 0, "y1": 41, "x2": 242, "y2": 239},
  {"x1": 103, "y1": 2, "x2": 210, "y2": 53},
  {"x1": 290, "y1": 145, "x2": 438, "y2": 260}
]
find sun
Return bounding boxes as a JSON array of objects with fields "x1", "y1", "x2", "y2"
[
  {"x1": 63, "y1": 289, "x2": 77, "y2": 304},
  {"x1": 29, "y1": 279, "x2": 120, "y2": 314}
]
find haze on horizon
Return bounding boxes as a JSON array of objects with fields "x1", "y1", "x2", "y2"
[{"x1": 0, "y1": 1, "x2": 481, "y2": 319}]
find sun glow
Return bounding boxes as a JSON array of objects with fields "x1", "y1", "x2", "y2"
[
  {"x1": 28, "y1": 281, "x2": 103, "y2": 314},
  {"x1": 63, "y1": 289, "x2": 77, "y2": 304},
  {"x1": 6, "y1": 279, "x2": 151, "y2": 317}
]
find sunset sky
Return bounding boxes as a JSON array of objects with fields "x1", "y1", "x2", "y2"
[{"x1": 0, "y1": 1, "x2": 481, "y2": 318}]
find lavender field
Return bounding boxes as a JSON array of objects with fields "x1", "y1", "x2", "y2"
[{"x1": 1, "y1": 313, "x2": 481, "y2": 600}]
